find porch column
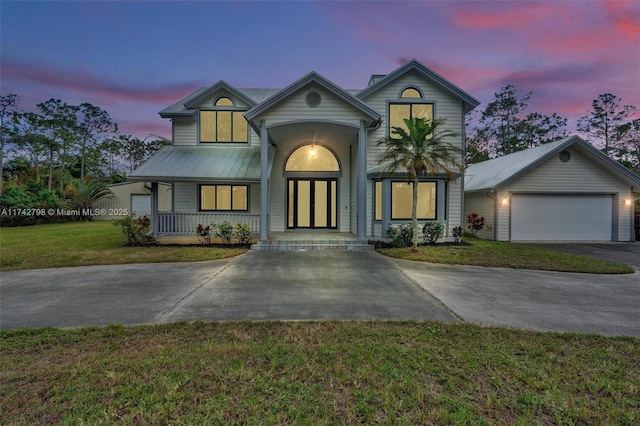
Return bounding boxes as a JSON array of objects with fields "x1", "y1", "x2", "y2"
[
  {"x1": 260, "y1": 120, "x2": 269, "y2": 240},
  {"x1": 150, "y1": 182, "x2": 159, "y2": 236},
  {"x1": 357, "y1": 120, "x2": 367, "y2": 239}
]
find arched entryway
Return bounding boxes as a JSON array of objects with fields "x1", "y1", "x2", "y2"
[{"x1": 285, "y1": 144, "x2": 340, "y2": 229}]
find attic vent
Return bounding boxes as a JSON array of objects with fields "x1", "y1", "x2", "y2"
[
  {"x1": 559, "y1": 150, "x2": 571, "y2": 163},
  {"x1": 306, "y1": 91, "x2": 321, "y2": 108}
]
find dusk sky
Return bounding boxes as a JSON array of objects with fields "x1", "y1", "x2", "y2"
[{"x1": 1, "y1": 0, "x2": 639, "y2": 140}]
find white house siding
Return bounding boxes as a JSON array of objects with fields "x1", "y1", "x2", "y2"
[
  {"x1": 173, "y1": 118, "x2": 197, "y2": 146},
  {"x1": 94, "y1": 182, "x2": 171, "y2": 220},
  {"x1": 253, "y1": 83, "x2": 363, "y2": 127},
  {"x1": 495, "y1": 147, "x2": 634, "y2": 241},
  {"x1": 362, "y1": 71, "x2": 465, "y2": 170},
  {"x1": 268, "y1": 138, "x2": 352, "y2": 233},
  {"x1": 362, "y1": 71, "x2": 467, "y2": 237},
  {"x1": 464, "y1": 191, "x2": 496, "y2": 240},
  {"x1": 173, "y1": 182, "x2": 197, "y2": 212}
]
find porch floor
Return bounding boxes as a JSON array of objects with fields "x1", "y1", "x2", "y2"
[{"x1": 252, "y1": 232, "x2": 373, "y2": 251}]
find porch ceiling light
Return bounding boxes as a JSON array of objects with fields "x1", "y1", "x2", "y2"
[{"x1": 309, "y1": 131, "x2": 316, "y2": 157}]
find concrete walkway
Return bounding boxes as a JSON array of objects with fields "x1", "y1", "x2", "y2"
[{"x1": 1, "y1": 250, "x2": 638, "y2": 337}]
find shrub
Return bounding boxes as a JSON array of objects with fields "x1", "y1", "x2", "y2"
[
  {"x1": 422, "y1": 221, "x2": 444, "y2": 244},
  {"x1": 114, "y1": 214, "x2": 151, "y2": 246},
  {"x1": 452, "y1": 226, "x2": 464, "y2": 243},
  {"x1": 196, "y1": 223, "x2": 211, "y2": 245},
  {"x1": 212, "y1": 221, "x2": 234, "y2": 245},
  {"x1": 0, "y1": 185, "x2": 67, "y2": 226},
  {"x1": 234, "y1": 223, "x2": 252, "y2": 245},
  {"x1": 466, "y1": 213, "x2": 485, "y2": 234},
  {"x1": 386, "y1": 223, "x2": 415, "y2": 248}
]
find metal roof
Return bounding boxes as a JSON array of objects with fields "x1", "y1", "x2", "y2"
[
  {"x1": 129, "y1": 146, "x2": 275, "y2": 182},
  {"x1": 464, "y1": 136, "x2": 640, "y2": 192},
  {"x1": 367, "y1": 162, "x2": 461, "y2": 179}
]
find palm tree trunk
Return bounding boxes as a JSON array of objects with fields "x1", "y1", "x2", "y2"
[{"x1": 412, "y1": 176, "x2": 419, "y2": 250}]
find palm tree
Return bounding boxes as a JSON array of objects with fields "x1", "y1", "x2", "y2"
[
  {"x1": 378, "y1": 117, "x2": 462, "y2": 249},
  {"x1": 67, "y1": 179, "x2": 113, "y2": 220}
]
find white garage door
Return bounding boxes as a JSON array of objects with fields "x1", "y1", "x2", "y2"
[
  {"x1": 511, "y1": 194, "x2": 612, "y2": 241},
  {"x1": 131, "y1": 194, "x2": 151, "y2": 218}
]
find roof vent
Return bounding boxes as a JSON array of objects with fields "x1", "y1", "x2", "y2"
[
  {"x1": 306, "y1": 91, "x2": 321, "y2": 108},
  {"x1": 559, "y1": 150, "x2": 571, "y2": 162}
]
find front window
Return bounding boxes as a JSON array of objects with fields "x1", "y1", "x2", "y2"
[
  {"x1": 389, "y1": 87, "x2": 433, "y2": 136},
  {"x1": 200, "y1": 185, "x2": 248, "y2": 211},
  {"x1": 391, "y1": 181, "x2": 436, "y2": 220},
  {"x1": 200, "y1": 97, "x2": 248, "y2": 143}
]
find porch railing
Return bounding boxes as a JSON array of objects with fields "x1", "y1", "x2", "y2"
[{"x1": 156, "y1": 212, "x2": 260, "y2": 236}]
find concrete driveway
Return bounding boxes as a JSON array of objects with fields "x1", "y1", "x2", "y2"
[
  {"x1": 0, "y1": 251, "x2": 457, "y2": 330},
  {"x1": 524, "y1": 242, "x2": 640, "y2": 268},
  {"x1": 395, "y1": 259, "x2": 640, "y2": 337},
  {"x1": 1, "y1": 250, "x2": 638, "y2": 337}
]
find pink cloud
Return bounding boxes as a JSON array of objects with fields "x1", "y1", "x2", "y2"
[{"x1": 1, "y1": 59, "x2": 199, "y2": 106}]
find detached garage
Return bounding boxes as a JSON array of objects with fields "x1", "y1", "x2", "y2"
[
  {"x1": 93, "y1": 181, "x2": 172, "y2": 221},
  {"x1": 465, "y1": 136, "x2": 640, "y2": 242}
]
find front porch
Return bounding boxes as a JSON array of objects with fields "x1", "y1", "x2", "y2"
[{"x1": 155, "y1": 212, "x2": 260, "y2": 236}]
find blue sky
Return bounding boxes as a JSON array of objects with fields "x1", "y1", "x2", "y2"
[{"x1": 2, "y1": 0, "x2": 639, "y2": 139}]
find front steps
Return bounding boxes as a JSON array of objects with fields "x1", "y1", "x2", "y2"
[{"x1": 251, "y1": 233, "x2": 373, "y2": 251}]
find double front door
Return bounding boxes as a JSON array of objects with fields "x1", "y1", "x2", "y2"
[{"x1": 287, "y1": 178, "x2": 337, "y2": 229}]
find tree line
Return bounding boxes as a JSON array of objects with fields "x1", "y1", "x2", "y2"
[
  {"x1": 466, "y1": 85, "x2": 639, "y2": 175},
  {"x1": 0, "y1": 95, "x2": 168, "y2": 225},
  {"x1": 0, "y1": 95, "x2": 168, "y2": 195}
]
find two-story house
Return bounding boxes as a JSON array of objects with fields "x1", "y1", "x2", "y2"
[{"x1": 130, "y1": 59, "x2": 480, "y2": 245}]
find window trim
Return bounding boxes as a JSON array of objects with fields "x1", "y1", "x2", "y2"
[
  {"x1": 199, "y1": 184, "x2": 249, "y2": 212},
  {"x1": 389, "y1": 181, "x2": 437, "y2": 220}
]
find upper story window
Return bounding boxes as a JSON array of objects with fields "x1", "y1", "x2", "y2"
[
  {"x1": 200, "y1": 97, "x2": 248, "y2": 143},
  {"x1": 389, "y1": 87, "x2": 433, "y2": 137}
]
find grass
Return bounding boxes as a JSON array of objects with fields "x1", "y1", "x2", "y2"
[
  {"x1": 1, "y1": 321, "x2": 638, "y2": 425},
  {"x1": 378, "y1": 235, "x2": 635, "y2": 274},
  {"x1": 0, "y1": 221, "x2": 247, "y2": 271}
]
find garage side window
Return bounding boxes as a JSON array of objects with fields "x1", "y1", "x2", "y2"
[
  {"x1": 391, "y1": 182, "x2": 436, "y2": 219},
  {"x1": 200, "y1": 185, "x2": 248, "y2": 211}
]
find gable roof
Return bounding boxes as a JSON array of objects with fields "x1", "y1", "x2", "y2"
[
  {"x1": 159, "y1": 83, "x2": 278, "y2": 118},
  {"x1": 244, "y1": 71, "x2": 381, "y2": 124},
  {"x1": 183, "y1": 80, "x2": 258, "y2": 109},
  {"x1": 465, "y1": 136, "x2": 640, "y2": 192},
  {"x1": 357, "y1": 59, "x2": 481, "y2": 113}
]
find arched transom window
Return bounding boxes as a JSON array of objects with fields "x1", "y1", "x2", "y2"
[
  {"x1": 400, "y1": 87, "x2": 422, "y2": 98},
  {"x1": 285, "y1": 145, "x2": 339, "y2": 172},
  {"x1": 215, "y1": 97, "x2": 234, "y2": 106}
]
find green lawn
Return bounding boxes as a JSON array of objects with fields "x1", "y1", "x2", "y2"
[
  {"x1": 378, "y1": 235, "x2": 634, "y2": 274},
  {"x1": 0, "y1": 221, "x2": 247, "y2": 271},
  {"x1": 1, "y1": 321, "x2": 638, "y2": 425}
]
